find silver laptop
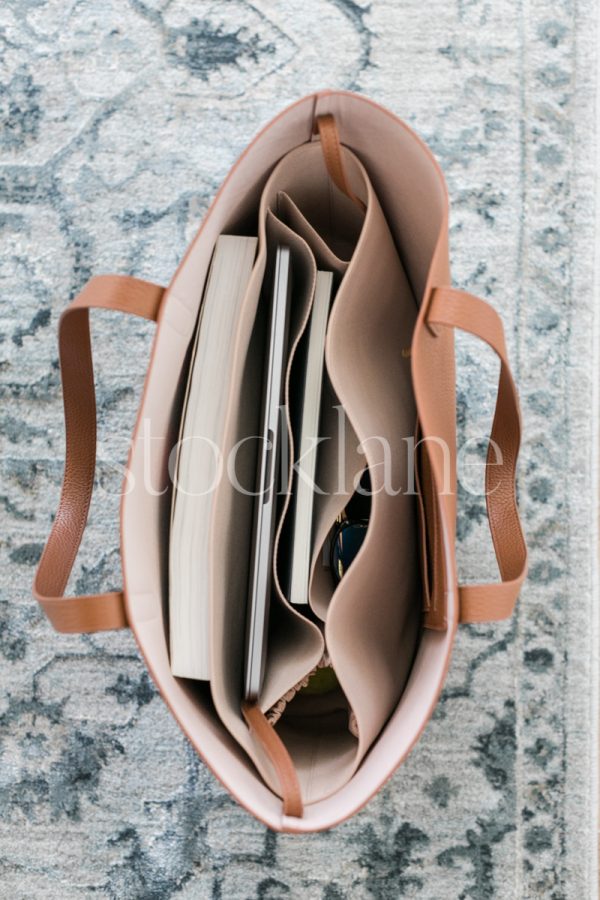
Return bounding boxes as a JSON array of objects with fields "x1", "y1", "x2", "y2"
[{"x1": 244, "y1": 245, "x2": 292, "y2": 701}]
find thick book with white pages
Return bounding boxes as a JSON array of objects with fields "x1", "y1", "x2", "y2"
[
  {"x1": 289, "y1": 270, "x2": 334, "y2": 605},
  {"x1": 169, "y1": 235, "x2": 258, "y2": 680}
]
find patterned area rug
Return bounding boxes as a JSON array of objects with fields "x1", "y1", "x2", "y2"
[{"x1": 1, "y1": 1, "x2": 598, "y2": 897}]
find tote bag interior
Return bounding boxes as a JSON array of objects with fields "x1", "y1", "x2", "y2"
[{"x1": 121, "y1": 91, "x2": 458, "y2": 832}]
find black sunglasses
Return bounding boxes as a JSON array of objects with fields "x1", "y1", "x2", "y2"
[{"x1": 329, "y1": 512, "x2": 369, "y2": 585}]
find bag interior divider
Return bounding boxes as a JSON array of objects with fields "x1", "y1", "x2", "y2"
[{"x1": 173, "y1": 138, "x2": 425, "y2": 805}]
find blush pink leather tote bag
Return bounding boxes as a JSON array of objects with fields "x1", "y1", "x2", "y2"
[{"x1": 33, "y1": 90, "x2": 527, "y2": 832}]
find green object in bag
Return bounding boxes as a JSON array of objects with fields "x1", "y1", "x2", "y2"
[{"x1": 300, "y1": 665, "x2": 339, "y2": 695}]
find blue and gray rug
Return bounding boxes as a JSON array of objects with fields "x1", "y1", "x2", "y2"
[{"x1": 1, "y1": 1, "x2": 598, "y2": 897}]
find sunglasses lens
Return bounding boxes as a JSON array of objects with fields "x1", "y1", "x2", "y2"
[{"x1": 331, "y1": 521, "x2": 368, "y2": 583}]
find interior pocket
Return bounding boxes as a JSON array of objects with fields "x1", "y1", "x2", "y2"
[
  {"x1": 274, "y1": 682, "x2": 358, "y2": 804},
  {"x1": 261, "y1": 208, "x2": 329, "y2": 712},
  {"x1": 261, "y1": 141, "x2": 366, "y2": 260},
  {"x1": 207, "y1": 206, "x2": 324, "y2": 800},
  {"x1": 267, "y1": 142, "x2": 422, "y2": 802},
  {"x1": 270, "y1": 182, "x2": 366, "y2": 621},
  {"x1": 208, "y1": 136, "x2": 422, "y2": 806},
  {"x1": 323, "y1": 158, "x2": 422, "y2": 778},
  {"x1": 306, "y1": 385, "x2": 366, "y2": 620},
  {"x1": 275, "y1": 190, "x2": 352, "y2": 272}
]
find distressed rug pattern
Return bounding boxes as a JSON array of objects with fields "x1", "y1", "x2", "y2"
[{"x1": 0, "y1": 1, "x2": 598, "y2": 897}]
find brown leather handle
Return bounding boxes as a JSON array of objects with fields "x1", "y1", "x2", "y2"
[
  {"x1": 33, "y1": 275, "x2": 165, "y2": 633},
  {"x1": 314, "y1": 113, "x2": 367, "y2": 213},
  {"x1": 427, "y1": 287, "x2": 528, "y2": 623},
  {"x1": 241, "y1": 702, "x2": 303, "y2": 818}
]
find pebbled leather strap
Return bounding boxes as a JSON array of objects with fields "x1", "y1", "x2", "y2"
[
  {"x1": 314, "y1": 114, "x2": 367, "y2": 213},
  {"x1": 427, "y1": 287, "x2": 528, "y2": 623},
  {"x1": 241, "y1": 701, "x2": 303, "y2": 818},
  {"x1": 33, "y1": 275, "x2": 165, "y2": 633}
]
